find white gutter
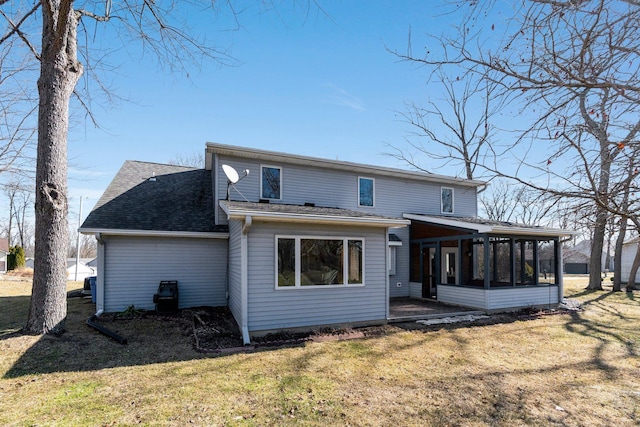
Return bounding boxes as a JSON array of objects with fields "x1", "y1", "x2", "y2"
[
  {"x1": 95, "y1": 233, "x2": 105, "y2": 315},
  {"x1": 220, "y1": 205, "x2": 410, "y2": 228},
  {"x1": 79, "y1": 228, "x2": 229, "y2": 239}
]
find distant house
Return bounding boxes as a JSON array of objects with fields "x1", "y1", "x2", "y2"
[
  {"x1": 66, "y1": 258, "x2": 97, "y2": 280},
  {"x1": 81, "y1": 143, "x2": 572, "y2": 344},
  {"x1": 0, "y1": 238, "x2": 8, "y2": 274},
  {"x1": 621, "y1": 237, "x2": 640, "y2": 284},
  {"x1": 563, "y1": 240, "x2": 592, "y2": 274}
]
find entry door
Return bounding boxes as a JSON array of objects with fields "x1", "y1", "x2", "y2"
[{"x1": 422, "y1": 245, "x2": 437, "y2": 298}]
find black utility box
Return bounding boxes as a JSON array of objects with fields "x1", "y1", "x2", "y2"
[{"x1": 153, "y1": 281, "x2": 179, "y2": 314}]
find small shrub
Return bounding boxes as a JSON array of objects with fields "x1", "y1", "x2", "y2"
[{"x1": 7, "y1": 246, "x2": 25, "y2": 271}]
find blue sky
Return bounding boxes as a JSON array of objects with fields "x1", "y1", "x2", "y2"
[{"x1": 62, "y1": 1, "x2": 506, "y2": 221}]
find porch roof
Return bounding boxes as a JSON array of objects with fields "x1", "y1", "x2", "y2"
[
  {"x1": 403, "y1": 213, "x2": 574, "y2": 237},
  {"x1": 221, "y1": 201, "x2": 410, "y2": 228}
]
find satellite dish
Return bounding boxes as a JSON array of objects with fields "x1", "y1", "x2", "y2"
[{"x1": 222, "y1": 164, "x2": 239, "y2": 184}]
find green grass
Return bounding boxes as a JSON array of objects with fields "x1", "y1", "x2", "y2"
[{"x1": 0, "y1": 276, "x2": 639, "y2": 426}]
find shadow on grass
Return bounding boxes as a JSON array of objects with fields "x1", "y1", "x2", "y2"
[
  {"x1": 0, "y1": 295, "x2": 31, "y2": 340},
  {"x1": 2, "y1": 294, "x2": 217, "y2": 379}
]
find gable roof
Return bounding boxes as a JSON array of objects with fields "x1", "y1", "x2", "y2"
[
  {"x1": 404, "y1": 213, "x2": 574, "y2": 237},
  {"x1": 81, "y1": 161, "x2": 227, "y2": 235},
  {"x1": 220, "y1": 200, "x2": 410, "y2": 228},
  {"x1": 206, "y1": 142, "x2": 486, "y2": 188},
  {"x1": 0, "y1": 237, "x2": 8, "y2": 253}
]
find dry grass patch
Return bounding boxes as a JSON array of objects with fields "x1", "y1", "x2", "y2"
[{"x1": 0, "y1": 276, "x2": 639, "y2": 426}]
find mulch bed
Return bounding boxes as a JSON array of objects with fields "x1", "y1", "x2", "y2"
[{"x1": 93, "y1": 303, "x2": 580, "y2": 354}]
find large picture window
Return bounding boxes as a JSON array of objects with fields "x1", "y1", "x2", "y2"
[
  {"x1": 261, "y1": 165, "x2": 282, "y2": 200},
  {"x1": 359, "y1": 177, "x2": 374, "y2": 207},
  {"x1": 276, "y1": 236, "x2": 364, "y2": 288}
]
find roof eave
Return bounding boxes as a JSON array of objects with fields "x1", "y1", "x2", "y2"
[
  {"x1": 221, "y1": 205, "x2": 410, "y2": 228},
  {"x1": 79, "y1": 228, "x2": 229, "y2": 239},
  {"x1": 403, "y1": 213, "x2": 575, "y2": 238}
]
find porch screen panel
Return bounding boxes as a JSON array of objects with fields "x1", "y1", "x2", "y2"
[
  {"x1": 492, "y1": 238, "x2": 511, "y2": 285},
  {"x1": 473, "y1": 239, "x2": 485, "y2": 282},
  {"x1": 515, "y1": 239, "x2": 535, "y2": 285},
  {"x1": 537, "y1": 240, "x2": 556, "y2": 284},
  {"x1": 410, "y1": 243, "x2": 420, "y2": 282}
]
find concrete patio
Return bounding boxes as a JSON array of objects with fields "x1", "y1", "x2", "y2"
[{"x1": 388, "y1": 297, "x2": 484, "y2": 322}]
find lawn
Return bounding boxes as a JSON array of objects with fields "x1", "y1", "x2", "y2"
[{"x1": 1, "y1": 276, "x2": 639, "y2": 426}]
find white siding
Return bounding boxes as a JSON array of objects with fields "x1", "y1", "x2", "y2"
[
  {"x1": 245, "y1": 222, "x2": 388, "y2": 332},
  {"x1": 102, "y1": 235, "x2": 227, "y2": 312},
  {"x1": 486, "y1": 286, "x2": 559, "y2": 310},
  {"x1": 438, "y1": 285, "x2": 487, "y2": 308},
  {"x1": 621, "y1": 242, "x2": 640, "y2": 283},
  {"x1": 389, "y1": 227, "x2": 410, "y2": 298},
  {"x1": 438, "y1": 285, "x2": 559, "y2": 310},
  {"x1": 214, "y1": 155, "x2": 478, "y2": 224}
]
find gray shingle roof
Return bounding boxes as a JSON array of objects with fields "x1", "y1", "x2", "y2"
[{"x1": 81, "y1": 161, "x2": 226, "y2": 233}]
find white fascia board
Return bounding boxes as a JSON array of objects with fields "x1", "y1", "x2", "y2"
[
  {"x1": 388, "y1": 241, "x2": 403, "y2": 246},
  {"x1": 206, "y1": 142, "x2": 485, "y2": 188},
  {"x1": 78, "y1": 228, "x2": 229, "y2": 239},
  {"x1": 403, "y1": 213, "x2": 491, "y2": 233},
  {"x1": 403, "y1": 213, "x2": 575, "y2": 237},
  {"x1": 221, "y1": 206, "x2": 409, "y2": 228}
]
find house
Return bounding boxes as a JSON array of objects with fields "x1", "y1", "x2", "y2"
[
  {"x1": 80, "y1": 143, "x2": 571, "y2": 343},
  {"x1": 0, "y1": 238, "x2": 8, "y2": 274},
  {"x1": 66, "y1": 258, "x2": 97, "y2": 280},
  {"x1": 621, "y1": 236, "x2": 640, "y2": 284}
]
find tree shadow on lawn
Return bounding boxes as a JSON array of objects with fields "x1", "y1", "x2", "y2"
[
  {"x1": 562, "y1": 289, "x2": 640, "y2": 379},
  {"x1": 2, "y1": 293, "x2": 232, "y2": 378}
]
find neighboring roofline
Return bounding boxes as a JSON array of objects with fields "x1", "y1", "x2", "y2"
[
  {"x1": 403, "y1": 213, "x2": 576, "y2": 237},
  {"x1": 206, "y1": 142, "x2": 485, "y2": 188},
  {"x1": 220, "y1": 202, "x2": 410, "y2": 228},
  {"x1": 79, "y1": 228, "x2": 229, "y2": 239}
]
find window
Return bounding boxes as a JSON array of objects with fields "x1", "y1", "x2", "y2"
[
  {"x1": 261, "y1": 165, "x2": 281, "y2": 200},
  {"x1": 388, "y1": 246, "x2": 397, "y2": 276},
  {"x1": 441, "y1": 187, "x2": 454, "y2": 213},
  {"x1": 276, "y1": 236, "x2": 364, "y2": 288},
  {"x1": 359, "y1": 177, "x2": 374, "y2": 207}
]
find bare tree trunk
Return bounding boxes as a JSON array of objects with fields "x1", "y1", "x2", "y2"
[
  {"x1": 26, "y1": 2, "x2": 82, "y2": 335},
  {"x1": 588, "y1": 206, "x2": 607, "y2": 290},
  {"x1": 613, "y1": 216, "x2": 627, "y2": 291}
]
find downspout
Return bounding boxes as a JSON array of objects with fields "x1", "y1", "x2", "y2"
[
  {"x1": 385, "y1": 229, "x2": 390, "y2": 320},
  {"x1": 557, "y1": 240, "x2": 563, "y2": 305},
  {"x1": 95, "y1": 232, "x2": 105, "y2": 316},
  {"x1": 240, "y1": 215, "x2": 252, "y2": 344}
]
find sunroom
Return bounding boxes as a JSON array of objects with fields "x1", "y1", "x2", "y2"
[{"x1": 404, "y1": 214, "x2": 573, "y2": 311}]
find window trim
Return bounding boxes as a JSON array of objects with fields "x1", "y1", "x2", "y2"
[
  {"x1": 441, "y1": 186, "x2": 454, "y2": 214},
  {"x1": 260, "y1": 164, "x2": 283, "y2": 200},
  {"x1": 388, "y1": 245, "x2": 397, "y2": 276},
  {"x1": 275, "y1": 235, "x2": 365, "y2": 289},
  {"x1": 358, "y1": 177, "x2": 375, "y2": 208}
]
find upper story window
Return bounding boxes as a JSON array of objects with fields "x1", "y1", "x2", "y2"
[
  {"x1": 441, "y1": 187, "x2": 454, "y2": 213},
  {"x1": 359, "y1": 177, "x2": 375, "y2": 207},
  {"x1": 261, "y1": 165, "x2": 282, "y2": 200}
]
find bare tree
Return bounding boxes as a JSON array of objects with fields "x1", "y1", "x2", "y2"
[
  {"x1": 168, "y1": 151, "x2": 205, "y2": 168},
  {"x1": 394, "y1": 0, "x2": 640, "y2": 290},
  {"x1": 0, "y1": 1, "x2": 245, "y2": 334},
  {"x1": 387, "y1": 71, "x2": 500, "y2": 180}
]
